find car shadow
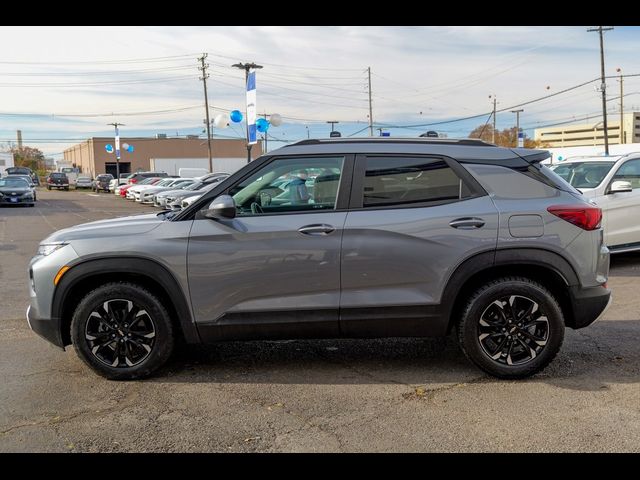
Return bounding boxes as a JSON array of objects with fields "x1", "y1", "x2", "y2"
[
  {"x1": 610, "y1": 252, "x2": 640, "y2": 276},
  {"x1": 153, "y1": 320, "x2": 639, "y2": 392}
]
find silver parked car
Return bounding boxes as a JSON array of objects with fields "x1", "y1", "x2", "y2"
[
  {"x1": 550, "y1": 153, "x2": 640, "y2": 253},
  {"x1": 27, "y1": 138, "x2": 611, "y2": 380}
]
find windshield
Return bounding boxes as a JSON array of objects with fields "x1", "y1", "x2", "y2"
[
  {"x1": 551, "y1": 161, "x2": 615, "y2": 188},
  {"x1": 0, "y1": 178, "x2": 29, "y2": 188},
  {"x1": 184, "y1": 182, "x2": 203, "y2": 191}
]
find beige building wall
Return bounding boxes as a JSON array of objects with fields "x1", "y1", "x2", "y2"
[
  {"x1": 535, "y1": 112, "x2": 640, "y2": 148},
  {"x1": 63, "y1": 137, "x2": 262, "y2": 177}
]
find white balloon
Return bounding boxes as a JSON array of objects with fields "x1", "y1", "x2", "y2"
[
  {"x1": 269, "y1": 113, "x2": 283, "y2": 127},
  {"x1": 122, "y1": 143, "x2": 129, "y2": 149},
  {"x1": 214, "y1": 113, "x2": 230, "y2": 129}
]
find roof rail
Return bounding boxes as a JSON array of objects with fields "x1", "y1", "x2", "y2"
[{"x1": 287, "y1": 138, "x2": 495, "y2": 147}]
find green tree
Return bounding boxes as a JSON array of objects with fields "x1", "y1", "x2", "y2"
[{"x1": 469, "y1": 125, "x2": 540, "y2": 148}]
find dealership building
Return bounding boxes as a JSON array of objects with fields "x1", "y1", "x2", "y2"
[
  {"x1": 63, "y1": 136, "x2": 261, "y2": 178},
  {"x1": 534, "y1": 112, "x2": 640, "y2": 148}
]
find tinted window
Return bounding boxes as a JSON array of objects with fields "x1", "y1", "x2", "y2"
[
  {"x1": 613, "y1": 159, "x2": 640, "y2": 188},
  {"x1": 229, "y1": 156, "x2": 344, "y2": 216},
  {"x1": 50, "y1": 173, "x2": 67, "y2": 178},
  {"x1": 362, "y1": 157, "x2": 471, "y2": 208}
]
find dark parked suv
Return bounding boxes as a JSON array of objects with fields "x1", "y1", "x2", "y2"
[
  {"x1": 27, "y1": 138, "x2": 611, "y2": 380},
  {"x1": 93, "y1": 174, "x2": 114, "y2": 193},
  {"x1": 46, "y1": 172, "x2": 69, "y2": 190}
]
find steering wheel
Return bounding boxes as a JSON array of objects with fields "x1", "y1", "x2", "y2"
[{"x1": 250, "y1": 202, "x2": 264, "y2": 214}]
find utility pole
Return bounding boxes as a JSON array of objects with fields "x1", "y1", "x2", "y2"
[
  {"x1": 511, "y1": 109, "x2": 524, "y2": 147},
  {"x1": 588, "y1": 26, "x2": 614, "y2": 155},
  {"x1": 367, "y1": 67, "x2": 374, "y2": 136},
  {"x1": 232, "y1": 62, "x2": 263, "y2": 163},
  {"x1": 489, "y1": 95, "x2": 497, "y2": 144},
  {"x1": 108, "y1": 122, "x2": 124, "y2": 181},
  {"x1": 198, "y1": 53, "x2": 213, "y2": 173},
  {"x1": 617, "y1": 67, "x2": 624, "y2": 144}
]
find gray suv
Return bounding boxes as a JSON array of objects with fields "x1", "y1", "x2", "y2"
[{"x1": 27, "y1": 138, "x2": 611, "y2": 380}]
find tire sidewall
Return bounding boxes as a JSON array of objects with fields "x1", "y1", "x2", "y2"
[
  {"x1": 71, "y1": 283, "x2": 174, "y2": 380},
  {"x1": 459, "y1": 280, "x2": 564, "y2": 378}
]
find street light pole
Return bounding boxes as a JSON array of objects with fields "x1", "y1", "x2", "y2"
[
  {"x1": 617, "y1": 67, "x2": 624, "y2": 144},
  {"x1": 232, "y1": 62, "x2": 263, "y2": 163},
  {"x1": 327, "y1": 121, "x2": 339, "y2": 136},
  {"x1": 510, "y1": 109, "x2": 524, "y2": 147},
  {"x1": 108, "y1": 122, "x2": 124, "y2": 180},
  {"x1": 588, "y1": 26, "x2": 614, "y2": 155}
]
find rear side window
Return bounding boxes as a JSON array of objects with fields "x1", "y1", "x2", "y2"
[
  {"x1": 525, "y1": 163, "x2": 581, "y2": 194},
  {"x1": 362, "y1": 157, "x2": 473, "y2": 208}
]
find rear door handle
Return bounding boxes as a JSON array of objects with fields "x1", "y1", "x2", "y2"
[
  {"x1": 449, "y1": 217, "x2": 485, "y2": 229},
  {"x1": 298, "y1": 224, "x2": 336, "y2": 236}
]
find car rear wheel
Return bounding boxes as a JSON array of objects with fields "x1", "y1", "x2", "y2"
[
  {"x1": 456, "y1": 277, "x2": 564, "y2": 379},
  {"x1": 71, "y1": 282, "x2": 174, "y2": 380}
]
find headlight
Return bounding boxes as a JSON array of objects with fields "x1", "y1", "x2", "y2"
[
  {"x1": 37, "y1": 242, "x2": 67, "y2": 256},
  {"x1": 22, "y1": 192, "x2": 33, "y2": 198}
]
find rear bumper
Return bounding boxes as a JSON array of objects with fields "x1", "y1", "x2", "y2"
[{"x1": 567, "y1": 285, "x2": 611, "y2": 329}]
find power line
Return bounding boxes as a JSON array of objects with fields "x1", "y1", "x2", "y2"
[{"x1": 0, "y1": 54, "x2": 198, "y2": 65}]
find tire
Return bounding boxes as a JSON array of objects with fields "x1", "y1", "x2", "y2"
[
  {"x1": 64, "y1": 187, "x2": 69, "y2": 191},
  {"x1": 456, "y1": 276, "x2": 564, "y2": 379},
  {"x1": 71, "y1": 282, "x2": 175, "y2": 380},
  {"x1": 47, "y1": 186, "x2": 51, "y2": 191}
]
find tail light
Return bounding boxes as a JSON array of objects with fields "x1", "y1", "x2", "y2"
[{"x1": 547, "y1": 205, "x2": 602, "y2": 231}]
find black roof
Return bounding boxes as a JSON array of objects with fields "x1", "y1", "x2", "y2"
[{"x1": 270, "y1": 137, "x2": 549, "y2": 167}]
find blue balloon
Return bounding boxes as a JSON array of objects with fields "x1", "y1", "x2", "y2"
[
  {"x1": 230, "y1": 110, "x2": 243, "y2": 123},
  {"x1": 105, "y1": 144, "x2": 114, "y2": 153},
  {"x1": 127, "y1": 145, "x2": 134, "y2": 153},
  {"x1": 256, "y1": 118, "x2": 270, "y2": 133}
]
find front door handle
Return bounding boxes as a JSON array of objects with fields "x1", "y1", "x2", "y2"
[
  {"x1": 449, "y1": 217, "x2": 485, "y2": 229},
  {"x1": 298, "y1": 224, "x2": 336, "y2": 236}
]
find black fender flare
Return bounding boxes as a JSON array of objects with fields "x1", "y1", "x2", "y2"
[
  {"x1": 440, "y1": 247, "x2": 579, "y2": 330},
  {"x1": 53, "y1": 256, "x2": 200, "y2": 344}
]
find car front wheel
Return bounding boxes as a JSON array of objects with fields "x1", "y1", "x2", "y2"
[
  {"x1": 456, "y1": 276, "x2": 564, "y2": 379},
  {"x1": 71, "y1": 282, "x2": 174, "y2": 380}
]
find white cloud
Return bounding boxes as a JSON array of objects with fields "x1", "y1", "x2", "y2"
[{"x1": 0, "y1": 26, "x2": 637, "y2": 155}]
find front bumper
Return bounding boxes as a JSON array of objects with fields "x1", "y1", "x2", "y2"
[
  {"x1": 1, "y1": 195, "x2": 34, "y2": 204},
  {"x1": 567, "y1": 285, "x2": 612, "y2": 329},
  {"x1": 27, "y1": 244, "x2": 79, "y2": 349},
  {"x1": 26, "y1": 304, "x2": 65, "y2": 349}
]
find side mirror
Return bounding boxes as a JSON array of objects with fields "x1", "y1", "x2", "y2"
[
  {"x1": 203, "y1": 194, "x2": 236, "y2": 219},
  {"x1": 609, "y1": 180, "x2": 633, "y2": 194}
]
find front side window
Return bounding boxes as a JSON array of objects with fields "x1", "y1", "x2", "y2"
[
  {"x1": 362, "y1": 156, "x2": 472, "y2": 208},
  {"x1": 613, "y1": 159, "x2": 640, "y2": 188},
  {"x1": 229, "y1": 156, "x2": 344, "y2": 216}
]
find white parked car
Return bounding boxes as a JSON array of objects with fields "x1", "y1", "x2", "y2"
[
  {"x1": 550, "y1": 153, "x2": 640, "y2": 253},
  {"x1": 137, "y1": 178, "x2": 195, "y2": 204},
  {"x1": 126, "y1": 178, "x2": 175, "y2": 200}
]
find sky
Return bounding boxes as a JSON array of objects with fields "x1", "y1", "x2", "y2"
[{"x1": 1, "y1": 25, "x2": 639, "y2": 158}]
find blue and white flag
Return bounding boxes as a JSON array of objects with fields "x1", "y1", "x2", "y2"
[{"x1": 246, "y1": 71, "x2": 257, "y2": 145}]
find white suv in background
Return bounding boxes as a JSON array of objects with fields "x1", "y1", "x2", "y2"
[{"x1": 551, "y1": 153, "x2": 640, "y2": 253}]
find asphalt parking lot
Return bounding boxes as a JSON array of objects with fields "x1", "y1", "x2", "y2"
[{"x1": 0, "y1": 187, "x2": 638, "y2": 452}]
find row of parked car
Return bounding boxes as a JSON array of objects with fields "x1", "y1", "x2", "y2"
[{"x1": 107, "y1": 171, "x2": 230, "y2": 211}]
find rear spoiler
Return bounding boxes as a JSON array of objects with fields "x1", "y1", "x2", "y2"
[{"x1": 510, "y1": 148, "x2": 550, "y2": 164}]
